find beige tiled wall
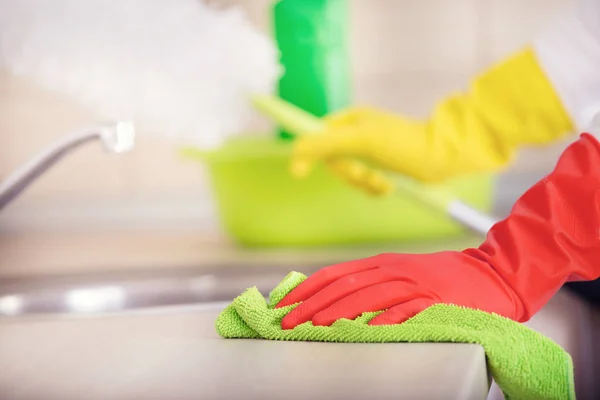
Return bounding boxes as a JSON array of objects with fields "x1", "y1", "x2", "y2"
[{"x1": 0, "y1": 0, "x2": 576, "y2": 229}]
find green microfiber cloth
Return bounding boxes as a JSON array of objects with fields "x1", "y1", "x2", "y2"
[{"x1": 216, "y1": 272, "x2": 575, "y2": 400}]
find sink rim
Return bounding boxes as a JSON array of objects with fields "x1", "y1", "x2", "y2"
[{"x1": 0, "y1": 264, "x2": 315, "y2": 318}]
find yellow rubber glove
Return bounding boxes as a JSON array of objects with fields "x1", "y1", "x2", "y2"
[{"x1": 291, "y1": 47, "x2": 574, "y2": 195}]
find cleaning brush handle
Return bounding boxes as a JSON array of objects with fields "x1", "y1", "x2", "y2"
[
  {"x1": 387, "y1": 175, "x2": 498, "y2": 235},
  {"x1": 251, "y1": 94, "x2": 324, "y2": 135},
  {"x1": 251, "y1": 94, "x2": 499, "y2": 236}
]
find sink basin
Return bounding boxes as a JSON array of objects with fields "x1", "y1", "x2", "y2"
[{"x1": 0, "y1": 263, "x2": 324, "y2": 317}]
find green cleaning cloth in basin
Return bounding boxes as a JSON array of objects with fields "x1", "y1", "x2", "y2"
[{"x1": 216, "y1": 272, "x2": 575, "y2": 400}]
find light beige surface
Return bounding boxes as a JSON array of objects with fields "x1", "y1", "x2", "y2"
[
  {"x1": 0, "y1": 232, "x2": 480, "y2": 279},
  {"x1": 0, "y1": 304, "x2": 490, "y2": 400}
]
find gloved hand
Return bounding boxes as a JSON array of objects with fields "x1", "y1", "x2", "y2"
[
  {"x1": 277, "y1": 133, "x2": 600, "y2": 329},
  {"x1": 291, "y1": 47, "x2": 574, "y2": 194}
]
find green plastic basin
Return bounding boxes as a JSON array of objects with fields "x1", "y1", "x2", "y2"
[{"x1": 185, "y1": 136, "x2": 495, "y2": 247}]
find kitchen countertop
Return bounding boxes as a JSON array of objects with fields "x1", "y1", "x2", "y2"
[
  {"x1": 0, "y1": 231, "x2": 490, "y2": 400},
  {"x1": 0, "y1": 303, "x2": 490, "y2": 400},
  {"x1": 0, "y1": 231, "x2": 481, "y2": 279}
]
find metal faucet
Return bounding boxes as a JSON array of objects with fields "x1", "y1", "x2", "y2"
[{"x1": 0, "y1": 121, "x2": 135, "y2": 211}]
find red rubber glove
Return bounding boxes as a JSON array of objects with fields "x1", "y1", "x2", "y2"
[{"x1": 277, "y1": 133, "x2": 600, "y2": 330}]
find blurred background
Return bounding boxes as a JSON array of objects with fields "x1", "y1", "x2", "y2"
[
  {"x1": 0, "y1": 0, "x2": 584, "y2": 313},
  {"x1": 0, "y1": 0, "x2": 573, "y2": 236}
]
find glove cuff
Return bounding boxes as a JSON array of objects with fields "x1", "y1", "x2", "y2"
[
  {"x1": 471, "y1": 47, "x2": 575, "y2": 147},
  {"x1": 472, "y1": 133, "x2": 600, "y2": 321}
]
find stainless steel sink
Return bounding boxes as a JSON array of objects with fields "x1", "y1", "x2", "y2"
[{"x1": 0, "y1": 263, "x2": 325, "y2": 317}]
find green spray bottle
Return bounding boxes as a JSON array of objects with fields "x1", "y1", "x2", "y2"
[{"x1": 272, "y1": 0, "x2": 352, "y2": 140}]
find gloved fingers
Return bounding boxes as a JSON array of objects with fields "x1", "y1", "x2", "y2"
[
  {"x1": 311, "y1": 281, "x2": 418, "y2": 327},
  {"x1": 367, "y1": 297, "x2": 438, "y2": 326},
  {"x1": 275, "y1": 254, "x2": 398, "y2": 309},
  {"x1": 327, "y1": 158, "x2": 394, "y2": 196},
  {"x1": 290, "y1": 127, "x2": 367, "y2": 178},
  {"x1": 280, "y1": 268, "x2": 396, "y2": 330}
]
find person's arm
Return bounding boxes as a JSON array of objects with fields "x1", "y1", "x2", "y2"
[
  {"x1": 289, "y1": 4, "x2": 600, "y2": 193},
  {"x1": 291, "y1": 48, "x2": 573, "y2": 193},
  {"x1": 277, "y1": 133, "x2": 600, "y2": 329}
]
